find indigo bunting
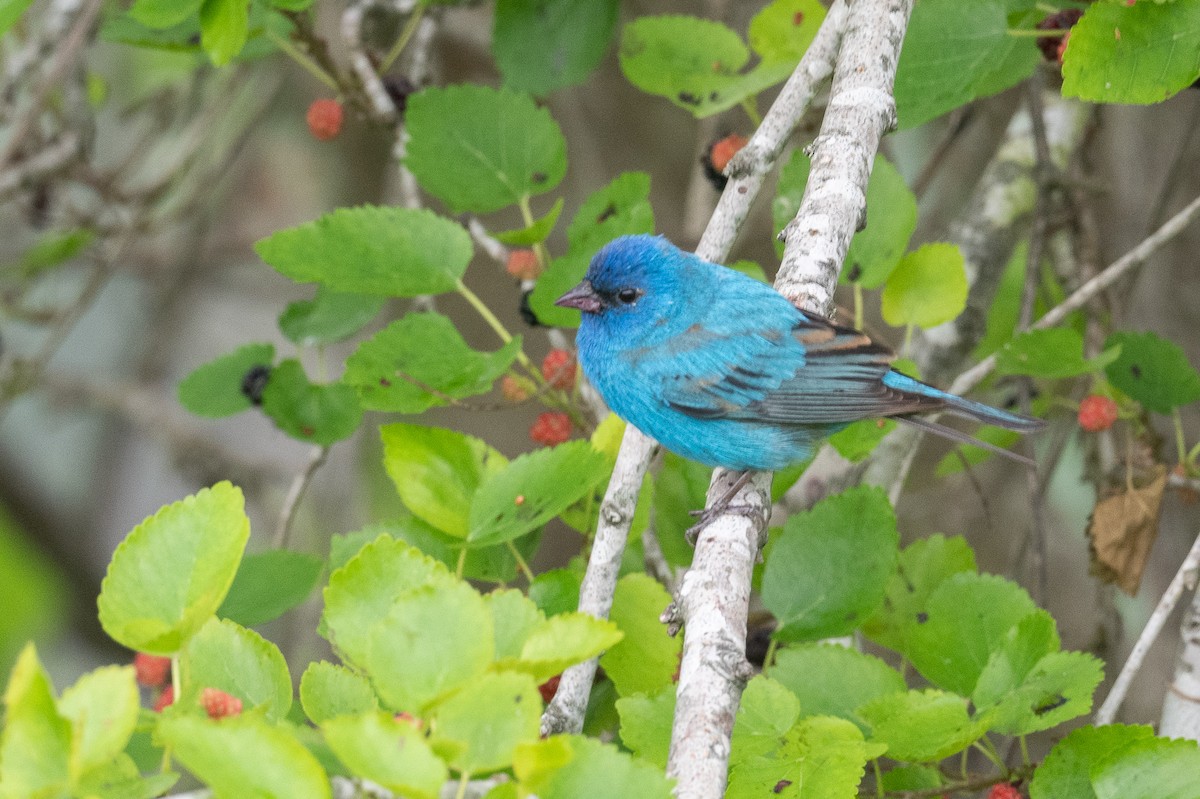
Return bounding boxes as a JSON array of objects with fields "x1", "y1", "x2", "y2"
[{"x1": 555, "y1": 234, "x2": 1044, "y2": 472}]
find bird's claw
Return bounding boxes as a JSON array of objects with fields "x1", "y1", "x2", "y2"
[{"x1": 685, "y1": 503, "x2": 760, "y2": 544}]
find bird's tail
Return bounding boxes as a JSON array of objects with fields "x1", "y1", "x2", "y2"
[{"x1": 882, "y1": 371, "x2": 1046, "y2": 433}]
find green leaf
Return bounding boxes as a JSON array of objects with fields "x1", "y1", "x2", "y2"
[
  {"x1": 299, "y1": 662, "x2": 377, "y2": 724},
  {"x1": 761, "y1": 486, "x2": 899, "y2": 641},
  {"x1": 904, "y1": 572, "x2": 1039, "y2": 696},
  {"x1": 528, "y1": 568, "x2": 582, "y2": 617},
  {"x1": 599, "y1": 574, "x2": 682, "y2": 697},
  {"x1": 431, "y1": 671, "x2": 542, "y2": 773},
  {"x1": 996, "y1": 328, "x2": 1120, "y2": 379},
  {"x1": 616, "y1": 686, "x2": 675, "y2": 769},
  {"x1": 893, "y1": 0, "x2": 1016, "y2": 129},
  {"x1": 405, "y1": 85, "x2": 567, "y2": 214},
  {"x1": 981, "y1": 650, "x2": 1103, "y2": 736},
  {"x1": 1092, "y1": 735, "x2": 1200, "y2": 799},
  {"x1": 726, "y1": 715, "x2": 883, "y2": 799},
  {"x1": 768, "y1": 644, "x2": 905, "y2": 731},
  {"x1": 278, "y1": 289, "x2": 384, "y2": 347},
  {"x1": 862, "y1": 534, "x2": 977, "y2": 653},
  {"x1": 619, "y1": 2, "x2": 825, "y2": 118},
  {"x1": 971, "y1": 610, "x2": 1060, "y2": 710},
  {"x1": 729, "y1": 676, "x2": 800, "y2": 765},
  {"x1": 467, "y1": 441, "x2": 611, "y2": 546},
  {"x1": 858, "y1": 689, "x2": 990, "y2": 763},
  {"x1": 255, "y1": 206, "x2": 473, "y2": 296},
  {"x1": 881, "y1": 242, "x2": 969, "y2": 329},
  {"x1": 364, "y1": 581, "x2": 494, "y2": 712},
  {"x1": 968, "y1": 9, "x2": 1040, "y2": 98},
  {"x1": 488, "y1": 588, "x2": 546, "y2": 660},
  {"x1": 260, "y1": 359, "x2": 362, "y2": 445},
  {"x1": 98, "y1": 482, "x2": 249, "y2": 654},
  {"x1": 351, "y1": 516, "x2": 540, "y2": 585},
  {"x1": 530, "y1": 171, "x2": 655, "y2": 328},
  {"x1": 0, "y1": 645, "x2": 71, "y2": 797},
  {"x1": 129, "y1": 0, "x2": 202, "y2": 28},
  {"x1": 879, "y1": 764, "x2": 945, "y2": 793},
  {"x1": 1030, "y1": 724, "x2": 1155, "y2": 799},
  {"x1": 844, "y1": 156, "x2": 917, "y2": 287},
  {"x1": 18, "y1": 228, "x2": 94, "y2": 278},
  {"x1": 493, "y1": 0, "x2": 618, "y2": 96},
  {"x1": 321, "y1": 536, "x2": 455, "y2": 669},
  {"x1": 74, "y1": 754, "x2": 178, "y2": 799},
  {"x1": 180, "y1": 617, "x2": 292, "y2": 722},
  {"x1": 159, "y1": 715, "x2": 330, "y2": 799},
  {"x1": 650, "y1": 451, "x2": 709, "y2": 569},
  {"x1": 199, "y1": 0, "x2": 248, "y2": 65},
  {"x1": 515, "y1": 735, "x2": 675, "y2": 799},
  {"x1": 178, "y1": 343, "x2": 274, "y2": 418},
  {"x1": 499, "y1": 612, "x2": 623, "y2": 683},
  {"x1": 1104, "y1": 330, "x2": 1200, "y2": 413},
  {"x1": 974, "y1": 240, "x2": 1029, "y2": 359},
  {"x1": 321, "y1": 711, "x2": 446, "y2": 799},
  {"x1": 58, "y1": 665, "x2": 139, "y2": 774},
  {"x1": 381, "y1": 423, "x2": 507, "y2": 538},
  {"x1": 1063, "y1": 2, "x2": 1200, "y2": 105},
  {"x1": 345, "y1": 313, "x2": 521, "y2": 413},
  {"x1": 218, "y1": 550, "x2": 324, "y2": 628},
  {"x1": 494, "y1": 197, "x2": 565, "y2": 245},
  {"x1": 828, "y1": 418, "x2": 896, "y2": 462}
]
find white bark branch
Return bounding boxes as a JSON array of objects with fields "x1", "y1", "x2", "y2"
[{"x1": 1161, "y1": 580, "x2": 1200, "y2": 740}]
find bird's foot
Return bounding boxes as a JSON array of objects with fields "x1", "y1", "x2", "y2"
[{"x1": 685, "y1": 503, "x2": 760, "y2": 544}]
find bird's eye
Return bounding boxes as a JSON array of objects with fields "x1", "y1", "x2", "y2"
[{"x1": 616, "y1": 288, "x2": 641, "y2": 304}]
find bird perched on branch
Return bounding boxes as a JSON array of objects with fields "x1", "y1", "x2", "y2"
[{"x1": 555, "y1": 234, "x2": 1044, "y2": 474}]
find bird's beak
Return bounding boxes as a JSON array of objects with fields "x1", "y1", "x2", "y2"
[{"x1": 555, "y1": 280, "x2": 604, "y2": 314}]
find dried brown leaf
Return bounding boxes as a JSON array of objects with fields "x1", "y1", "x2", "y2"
[{"x1": 1088, "y1": 465, "x2": 1168, "y2": 595}]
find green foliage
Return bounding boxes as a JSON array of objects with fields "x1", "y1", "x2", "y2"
[
  {"x1": 278, "y1": 289, "x2": 384, "y2": 347},
  {"x1": 405, "y1": 85, "x2": 567, "y2": 214},
  {"x1": 767, "y1": 644, "x2": 904, "y2": 730},
  {"x1": 515, "y1": 735, "x2": 675, "y2": 799},
  {"x1": 1104, "y1": 330, "x2": 1200, "y2": 414},
  {"x1": 1030, "y1": 724, "x2": 1156, "y2": 799},
  {"x1": 321, "y1": 712, "x2": 445, "y2": 798},
  {"x1": 881, "y1": 242, "x2": 969, "y2": 329},
  {"x1": 996, "y1": 328, "x2": 1121, "y2": 379},
  {"x1": 260, "y1": 359, "x2": 362, "y2": 445},
  {"x1": 0, "y1": 0, "x2": 34, "y2": 36},
  {"x1": 178, "y1": 343, "x2": 274, "y2": 418},
  {"x1": 299, "y1": 662, "x2": 376, "y2": 724},
  {"x1": 619, "y1": 0, "x2": 826, "y2": 117},
  {"x1": 218, "y1": 550, "x2": 325, "y2": 628},
  {"x1": 599, "y1": 574, "x2": 681, "y2": 697},
  {"x1": 493, "y1": 0, "x2": 618, "y2": 96},
  {"x1": 180, "y1": 618, "x2": 293, "y2": 722},
  {"x1": 858, "y1": 689, "x2": 990, "y2": 763},
  {"x1": 1063, "y1": 1, "x2": 1200, "y2": 104}
]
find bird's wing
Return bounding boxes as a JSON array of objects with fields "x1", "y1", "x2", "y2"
[{"x1": 659, "y1": 312, "x2": 945, "y2": 424}]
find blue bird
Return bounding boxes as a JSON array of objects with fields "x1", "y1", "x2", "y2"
[{"x1": 555, "y1": 234, "x2": 1044, "y2": 473}]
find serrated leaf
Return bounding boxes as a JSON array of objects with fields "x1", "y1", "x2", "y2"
[
  {"x1": 904, "y1": 572, "x2": 1039, "y2": 696},
  {"x1": 881, "y1": 242, "x2": 968, "y2": 329},
  {"x1": 364, "y1": 581, "x2": 494, "y2": 712},
  {"x1": 0, "y1": 645, "x2": 71, "y2": 797},
  {"x1": 493, "y1": 0, "x2": 618, "y2": 96},
  {"x1": 500, "y1": 612, "x2": 623, "y2": 683},
  {"x1": 405, "y1": 85, "x2": 566, "y2": 213},
  {"x1": 983, "y1": 651, "x2": 1103, "y2": 736},
  {"x1": 380, "y1": 423, "x2": 507, "y2": 538},
  {"x1": 1063, "y1": 2, "x2": 1200, "y2": 105},
  {"x1": 493, "y1": 197, "x2": 565, "y2": 245},
  {"x1": 729, "y1": 676, "x2": 800, "y2": 766},
  {"x1": 531, "y1": 171, "x2": 655, "y2": 328},
  {"x1": 768, "y1": 644, "x2": 905, "y2": 731},
  {"x1": 218, "y1": 550, "x2": 324, "y2": 628},
  {"x1": 1030, "y1": 724, "x2": 1155, "y2": 799},
  {"x1": 761, "y1": 486, "x2": 899, "y2": 641},
  {"x1": 972, "y1": 610, "x2": 1060, "y2": 710},
  {"x1": 180, "y1": 617, "x2": 292, "y2": 722},
  {"x1": 260, "y1": 359, "x2": 362, "y2": 445},
  {"x1": 616, "y1": 686, "x2": 675, "y2": 769},
  {"x1": 488, "y1": 588, "x2": 546, "y2": 660},
  {"x1": 321, "y1": 536, "x2": 456, "y2": 669},
  {"x1": 862, "y1": 534, "x2": 977, "y2": 653},
  {"x1": 893, "y1": 0, "x2": 1016, "y2": 129},
  {"x1": 1104, "y1": 330, "x2": 1200, "y2": 413},
  {"x1": 727, "y1": 715, "x2": 883, "y2": 799},
  {"x1": 321, "y1": 712, "x2": 446, "y2": 799},
  {"x1": 299, "y1": 662, "x2": 377, "y2": 724},
  {"x1": 74, "y1": 754, "x2": 178, "y2": 799},
  {"x1": 599, "y1": 574, "x2": 681, "y2": 697},
  {"x1": 98, "y1": 482, "x2": 249, "y2": 654},
  {"x1": 431, "y1": 671, "x2": 542, "y2": 773},
  {"x1": 58, "y1": 665, "x2": 139, "y2": 774},
  {"x1": 996, "y1": 328, "x2": 1119, "y2": 379},
  {"x1": 178, "y1": 343, "x2": 274, "y2": 418},
  {"x1": 199, "y1": 0, "x2": 247, "y2": 65},
  {"x1": 278, "y1": 289, "x2": 384, "y2": 347},
  {"x1": 859, "y1": 690, "x2": 990, "y2": 763},
  {"x1": 345, "y1": 313, "x2": 521, "y2": 414},
  {"x1": 467, "y1": 441, "x2": 610, "y2": 546},
  {"x1": 159, "y1": 715, "x2": 330, "y2": 799},
  {"x1": 1092, "y1": 735, "x2": 1200, "y2": 799},
  {"x1": 515, "y1": 735, "x2": 675, "y2": 799},
  {"x1": 255, "y1": 206, "x2": 473, "y2": 296}
]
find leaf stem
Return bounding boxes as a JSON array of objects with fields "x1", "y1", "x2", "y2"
[
  {"x1": 265, "y1": 27, "x2": 339, "y2": 90},
  {"x1": 456, "y1": 546, "x2": 467, "y2": 579},
  {"x1": 519, "y1": 195, "x2": 555, "y2": 287},
  {"x1": 1173, "y1": 407, "x2": 1188, "y2": 465},
  {"x1": 455, "y1": 279, "x2": 534, "y2": 369},
  {"x1": 740, "y1": 96, "x2": 763, "y2": 127},
  {"x1": 762, "y1": 637, "x2": 779, "y2": 669},
  {"x1": 901, "y1": 323, "x2": 914, "y2": 356},
  {"x1": 454, "y1": 771, "x2": 471, "y2": 799},
  {"x1": 506, "y1": 540, "x2": 536, "y2": 584},
  {"x1": 872, "y1": 758, "x2": 884, "y2": 799},
  {"x1": 1006, "y1": 27, "x2": 1072, "y2": 37},
  {"x1": 379, "y1": 4, "x2": 427, "y2": 74}
]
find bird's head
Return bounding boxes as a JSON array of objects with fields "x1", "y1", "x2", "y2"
[{"x1": 554, "y1": 235, "x2": 686, "y2": 329}]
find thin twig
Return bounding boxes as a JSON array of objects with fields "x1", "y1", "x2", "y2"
[
  {"x1": 1095, "y1": 527, "x2": 1200, "y2": 724},
  {"x1": 272, "y1": 445, "x2": 329, "y2": 549}
]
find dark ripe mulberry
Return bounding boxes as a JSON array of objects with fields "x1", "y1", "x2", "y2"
[
  {"x1": 240, "y1": 364, "x2": 271, "y2": 405},
  {"x1": 1036, "y1": 9, "x2": 1083, "y2": 63}
]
